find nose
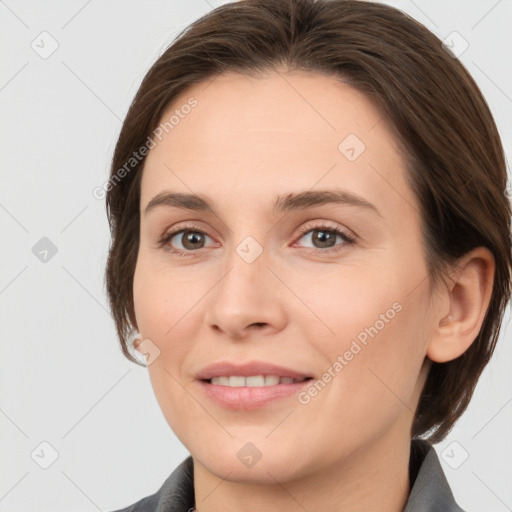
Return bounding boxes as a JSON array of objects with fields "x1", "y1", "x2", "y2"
[{"x1": 203, "y1": 247, "x2": 287, "y2": 341}]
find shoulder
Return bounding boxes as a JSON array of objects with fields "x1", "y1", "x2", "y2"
[
  {"x1": 404, "y1": 439, "x2": 465, "y2": 512},
  {"x1": 108, "y1": 456, "x2": 195, "y2": 512}
]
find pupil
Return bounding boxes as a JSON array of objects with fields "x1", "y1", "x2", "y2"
[
  {"x1": 183, "y1": 231, "x2": 203, "y2": 249},
  {"x1": 313, "y1": 230, "x2": 335, "y2": 248}
]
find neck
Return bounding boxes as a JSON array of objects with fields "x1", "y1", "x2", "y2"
[{"x1": 192, "y1": 427, "x2": 412, "y2": 512}]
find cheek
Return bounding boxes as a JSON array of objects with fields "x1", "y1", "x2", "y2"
[
  {"x1": 133, "y1": 255, "x2": 203, "y2": 343},
  {"x1": 132, "y1": 259, "x2": 207, "y2": 420},
  {"x1": 292, "y1": 261, "x2": 405, "y2": 349},
  {"x1": 296, "y1": 257, "x2": 431, "y2": 429},
  {"x1": 133, "y1": 259, "x2": 202, "y2": 432}
]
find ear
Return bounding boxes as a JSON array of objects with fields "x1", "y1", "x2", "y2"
[{"x1": 427, "y1": 247, "x2": 495, "y2": 363}]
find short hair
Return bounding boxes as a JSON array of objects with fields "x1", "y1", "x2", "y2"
[{"x1": 104, "y1": 0, "x2": 511, "y2": 442}]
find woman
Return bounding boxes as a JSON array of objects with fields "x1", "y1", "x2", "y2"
[{"x1": 105, "y1": 0, "x2": 511, "y2": 510}]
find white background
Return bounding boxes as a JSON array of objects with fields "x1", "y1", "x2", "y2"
[{"x1": 1, "y1": 0, "x2": 511, "y2": 511}]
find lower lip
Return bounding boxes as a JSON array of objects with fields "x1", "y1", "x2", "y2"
[{"x1": 197, "y1": 379, "x2": 313, "y2": 410}]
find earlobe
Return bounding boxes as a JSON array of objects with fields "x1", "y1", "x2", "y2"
[{"x1": 427, "y1": 247, "x2": 495, "y2": 363}]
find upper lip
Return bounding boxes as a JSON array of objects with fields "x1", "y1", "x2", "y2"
[{"x1": 195, "y1": 361, "x2": 313, "y2": 380}]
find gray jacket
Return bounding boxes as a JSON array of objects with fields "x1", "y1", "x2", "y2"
[{"x1": 111, "y1": 439, "x2": 465, "y2": 511}]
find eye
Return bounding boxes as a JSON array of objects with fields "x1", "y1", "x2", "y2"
[
  {"x1": 294, "y1": 222, "x2": 356, "y2": 253},
  {"x1": 157, "y1": 224, "x2": 216, "y2": 257}
]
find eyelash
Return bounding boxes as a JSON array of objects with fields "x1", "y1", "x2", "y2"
[{"x1": 157, "y1": 222, "x2": 356, "y2": 258}]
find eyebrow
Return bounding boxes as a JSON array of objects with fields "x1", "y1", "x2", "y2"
[{"x1": 143, "y1": 189, "x2": 381, "y2": 217}]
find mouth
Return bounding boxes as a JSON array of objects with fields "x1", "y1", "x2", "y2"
[
  {"x1": 198, "y1": 376, "x2": 314, "y2": 410},
  {"x1": 195, "y1": 360, "x2": 314, "y2": 382},
  {"x1": 195, "y1": 361, "x2": 315, "y2": 409},
  {"x1": 203, "y1": 375, "x2": 313, "y2": 387}
]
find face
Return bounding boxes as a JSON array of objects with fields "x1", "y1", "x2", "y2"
[{"x1": 133, "y1": 69, "x2": 436, "y2": 483}]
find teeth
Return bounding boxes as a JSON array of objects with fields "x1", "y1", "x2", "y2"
[
  {"x1": 209, "y1": 375, "x2": 307, "y2": 387},
  {"x1": 264, "y1": 375, "x2": 280, "y2": 386},
  {"x1": 246, "y1": 375, "x2": 265, "y2": 387},
  {"x1": 229, "y1": 376, "x2": 246, "y2": 387},
  {"x1": 213, "y1": 376, "x2": 230, "y2": 386}
]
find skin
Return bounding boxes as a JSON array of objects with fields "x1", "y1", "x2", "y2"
[{"x1": 132, "y1": 69, "x2": 495, "y2": 512}]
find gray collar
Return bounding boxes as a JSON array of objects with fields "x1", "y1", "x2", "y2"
[
  {"x1": 404, "y1": 439, "x2": 465, "y2": 512},
  {"x1": 113, "y1": 439, "x2": 464, "y2": 511}
]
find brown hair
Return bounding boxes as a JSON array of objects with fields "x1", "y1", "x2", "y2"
[{"x1": 104, "y1": 0, "x2": 511, "y2": 442}]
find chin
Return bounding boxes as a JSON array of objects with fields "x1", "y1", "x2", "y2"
[
  {"x1": 190, "y1": 434, "x2": 317, "y2": 484},
  {"x1": 196, "y1": 449, "x2": 303, "y2": 484}
]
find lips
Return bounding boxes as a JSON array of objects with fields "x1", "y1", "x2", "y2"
[
  {"x1": 195, "y1": 360, "x2": 313, "y2": 382},
  {"x1": 194, "y1": 361, "x2": 315, "y2": 409}
]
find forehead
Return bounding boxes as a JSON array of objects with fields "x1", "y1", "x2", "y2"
[{"x1": 140, "y1": 69, "x2": 416, "y2": 218}]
